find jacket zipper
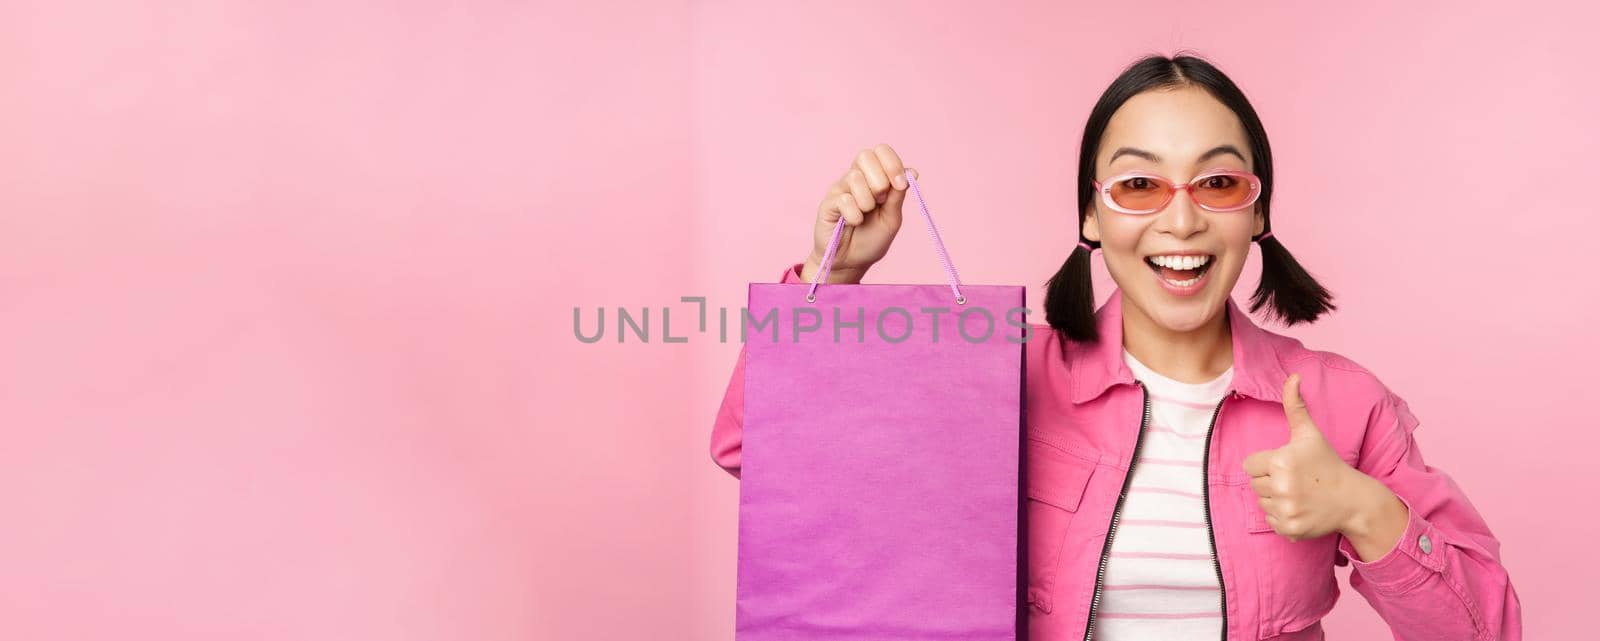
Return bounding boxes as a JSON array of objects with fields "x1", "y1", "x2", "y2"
[
  {"x1": 1200, "y1": 391, "x2": 1233, "y2": 641},
  {"x1": 1082, "y1": 383, "x2": 1234, "y2": 641},
  {"x1": 1081, "y1": 381, "x2": 1151, "y2": 641}
]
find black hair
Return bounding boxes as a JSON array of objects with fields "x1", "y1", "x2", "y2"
[{"x1": 1044, "y1": 52, "x2": 1336, "y2": 347}]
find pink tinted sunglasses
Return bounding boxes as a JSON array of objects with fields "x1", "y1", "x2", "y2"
[{"x1": 1092, "y1": 169, "x2": 1262, "y2": 215}]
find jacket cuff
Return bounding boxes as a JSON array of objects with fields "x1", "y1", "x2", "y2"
[
  {"x1": 780, "y1": 262, "x2": 805, "y2": 284},
  {"x1": 1337, "y1": 492, "x2": 1448, "y2": 594}
]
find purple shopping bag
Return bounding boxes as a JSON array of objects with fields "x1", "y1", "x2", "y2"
[{"x1": 736, "y1": 171, "x2": 1026, "y2": 641}]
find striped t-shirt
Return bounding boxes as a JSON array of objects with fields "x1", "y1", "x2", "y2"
[{"x1": 1090, "y1": 348, "x2": 1232, "y2": 639}]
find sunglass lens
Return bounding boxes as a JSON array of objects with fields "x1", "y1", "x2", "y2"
[
  {"x1": 1109, "y1": 176, "x2": 1172, "y2": 212},
  {"x1": 1193, "y1": 174, "x2": 1255, "y2": 210}
]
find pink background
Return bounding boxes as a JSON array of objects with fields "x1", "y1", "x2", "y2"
[{"x1": 1, "y1": 1, "x2": 1592, "y2": 639}]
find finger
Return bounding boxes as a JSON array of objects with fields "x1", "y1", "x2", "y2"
[
  {"x1": 873, "y1": 167, "x2": 911, "y2": 233},
  {"x1": 1281, "y1": 373, "x2": 1321, "y2": 440},
  {"x1": 819, "y1": 185, "x2": 845, "y2": 225},
  {"x1": 836, "y1": 193, "x2": 864, "y2": 226},
  {"x1": 889, "y1": 168, "x2": 920, "y2": 207},
  {"x1": 1258, "y1": 495, "x2": 1278, "y2": 525},
  {"x1": 1282, "y1": 373, "x2": 1310, "y2": 424},
  {"x1": 884, "y1": 170, "x2": 910, "y2": 208},
  {"x1": 855, "y1": 148, "x2": 893, "y2": 202},
  {"x1": 1249, "y1": 474, "x2": 1275, "y2": 498},
  {"x1": 1263, "y1": 511, "x2": 1293, "y2": 540},
  {"x1": 846, "y1": 169, "x2": 876, "y2": 213},
  {"x1": 1242, "y1": 449, "x2": 1272, "y2": 478},
  {"x1": 873, "y1": 144, "x2": 908, "y2": 190}
]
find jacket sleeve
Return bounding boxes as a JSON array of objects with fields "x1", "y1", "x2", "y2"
[
  {"x1": 1335, "y1": 387, "x2": 1523, "y2": 641},
  {"x1": 709, "y1": 262, "x2": 807, "y2": 479}
]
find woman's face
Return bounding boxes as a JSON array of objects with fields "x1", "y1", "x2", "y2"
[{"x1": 1082, "y1": 85, "x2": 1266, "y2": 334}]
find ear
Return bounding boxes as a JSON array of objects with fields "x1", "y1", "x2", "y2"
[
  {"x1": 1252, "y1": 205, "x2": 1266, "y2": 237},
  {"x1": 1082, "y1": 203, "x2": 1102, "y2": 242}
]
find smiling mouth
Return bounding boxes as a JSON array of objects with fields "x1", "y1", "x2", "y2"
[{"x1": 1145, "y1": 255, "x2": 1215, "y2": 287}]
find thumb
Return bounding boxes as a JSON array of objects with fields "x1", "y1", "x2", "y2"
[
  {"x1": 1282, "y1": 373, "x2": 1321, "y2": 440},
  {"x1": 878, "y1": 167, "x2": 917, "y2": 230}
]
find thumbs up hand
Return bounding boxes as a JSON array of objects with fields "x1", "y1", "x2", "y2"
[{"x1": 1241, "y1": 373, "x2": 1364, "y2": 542}]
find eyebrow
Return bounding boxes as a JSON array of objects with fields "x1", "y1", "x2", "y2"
[{"x1": 1108, "y1": 144, "x2": 1248, "y2": 166}]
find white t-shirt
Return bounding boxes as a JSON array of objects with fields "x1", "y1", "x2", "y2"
[{"x1": 1090, "y1": 348, "x2": 1233, "y2": 639}]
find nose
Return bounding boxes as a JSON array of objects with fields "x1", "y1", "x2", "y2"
[{"x1": 1157, "y1": 184, "x2": 1205, "y2": 237}]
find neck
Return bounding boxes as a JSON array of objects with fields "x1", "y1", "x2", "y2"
[{"x1": 1121, "y1": 298, "x2": 1234, "y2": 385}]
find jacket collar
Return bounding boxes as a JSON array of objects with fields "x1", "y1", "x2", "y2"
[{"x1": 1067, "y1": 288, "x2": 1287, "y2": 405}]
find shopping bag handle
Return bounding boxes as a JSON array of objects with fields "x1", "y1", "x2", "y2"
[{"x1": 807, "y1": 169, "x2": 966, "y2": 305}]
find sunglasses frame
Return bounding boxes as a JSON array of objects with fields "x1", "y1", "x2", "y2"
[{"x1": 1092, "y1": 169, "x2": 1263, "y2": 215}]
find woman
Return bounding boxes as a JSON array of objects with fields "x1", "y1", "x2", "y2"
[{"x1": 709, "y1": 54, "x2": 1521, "y2": 641}]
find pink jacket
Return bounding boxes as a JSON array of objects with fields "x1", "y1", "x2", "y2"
[{"x1": 711, "y1": 263, "x2": 1522, "y2": 641}]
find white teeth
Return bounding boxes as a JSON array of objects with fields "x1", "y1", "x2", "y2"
[{"x1": 1149, "y1": 254, "x2": 1212, "y2": 270}]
